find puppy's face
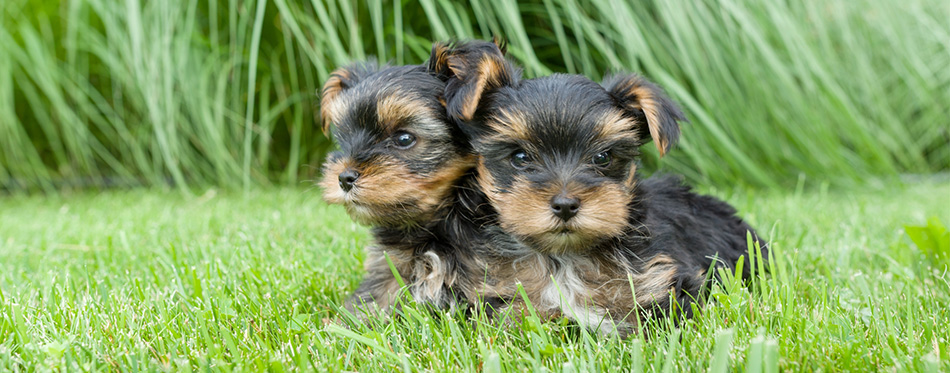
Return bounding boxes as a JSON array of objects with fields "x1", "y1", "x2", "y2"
[
  {"x1": 318, "y1": 64, "x2": 474, "y2": 227},
  {"x1": 473, "y1": 77, "x2": 644, "y2": 254},
  {"x1": 438, "y1": 44, "x2": 685, "y2": 253}
]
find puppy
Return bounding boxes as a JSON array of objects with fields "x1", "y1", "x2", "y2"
[
  {"x1": 438, "y1": 44, "x2": 766, "y2": 336},
  {"x1": 318, "y1": 46, "x2": 504, "y2": 319}
]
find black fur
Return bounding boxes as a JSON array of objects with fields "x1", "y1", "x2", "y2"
[{"x1": 623, "y1": 175, "x2": 765, "y2": 318}]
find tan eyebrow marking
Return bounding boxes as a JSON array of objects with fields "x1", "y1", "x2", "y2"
[{"x1": 376, "y1": 94, "x2": 433, "y2": 131}]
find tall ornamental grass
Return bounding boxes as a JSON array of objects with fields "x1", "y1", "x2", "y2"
[{"x1": 1, "y1": 0, "x2": 947, "y2": 193}]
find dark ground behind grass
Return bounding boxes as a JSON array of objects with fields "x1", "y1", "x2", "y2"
[{"x1": 1, "y1": 180, "x2": 948, "y2": 371}]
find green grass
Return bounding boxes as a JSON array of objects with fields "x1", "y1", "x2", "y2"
[
  {"x1": 1, "y1": 181, "x2": 948, "y2": 371},
  {"x1": 1, "y1": 0, "x2": 948, "y2": 192}
]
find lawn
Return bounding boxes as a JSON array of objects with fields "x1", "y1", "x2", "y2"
[{"x1": 1, "y1": 180, "x2": 948, "y2": 371}]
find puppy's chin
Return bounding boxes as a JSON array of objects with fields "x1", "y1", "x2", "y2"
[
  {"x1": 342, "y1": 201, "x2": 429, "y2": 228},
  {"x1": 516, "y1": 229, "x2": 608, "y2": 255}
]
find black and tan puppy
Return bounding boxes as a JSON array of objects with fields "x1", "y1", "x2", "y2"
[
  {"x1": 318, "y1": 47, "x2": 505, "y2": 318},
  {"x1": 439, "y1": 44, "x2": 766, "y2": 336}
]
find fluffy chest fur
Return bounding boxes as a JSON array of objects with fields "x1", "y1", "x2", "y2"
[{"x1": 471, "y1": 227, "x2": 681, "y2": 336}]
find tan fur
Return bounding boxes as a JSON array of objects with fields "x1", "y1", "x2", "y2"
[
  {"x1": 410, "y1": 251, "x2": 453, "y2": 307},
  {"x1": 428, "y1": 42, "x2": 452, "y2": 77},
  {"x1": 630, "y1": 255, "x2": 678, "y2": 305},
  {"x1": 318, "y1": 157, "x2": 350, "y2": 205},
  {"x1": 485, "y1": 109, "x2": 532, "y2": 142},
  {"x1": 322, "y1": 155, "x2": 475, "y2": 226},
  {"x1": 455, "y1": 65, "x2": 486, "y2": 121},
  {"x1": 596, "y1": 108, "x2": 639, "y2": 142},
  {"x1": 413, "y1": 154, "x2": 478, "y2": 210},
  {"x1": 477, "y1": 166, "x2": 631, "y2": 254},
  {"x1": 610, "y1": 79, "x2": 672, "y2": 156},
  {"x1": 569, "y1": 183, "x2": 631, "y2": 242},
  {"x1": 320, "y1": 68, "x2": 351, "y2": 133},
  {"x1": 448, "y1": 50, "x2": 513, "y2": 121},
  {"x1": 485, "y1": 176, "x2": 561, "y2": 241},
  {"x1": 631, "y1": 86, "x2": 671, "y2": 156},
  {"x1": 624, "y1": 164, "x2": 638, "y2": 191},
  {"x1": 376, "y1": 94, "x2": 433, "y2": 131}
]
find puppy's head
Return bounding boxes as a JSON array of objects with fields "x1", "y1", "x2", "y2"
[
  {"x1": 318, "y1": 62, "x2": 474, "y2": 227},
  {"x1": 442, "y1": 49, "x2": 685, "y2": 253}
]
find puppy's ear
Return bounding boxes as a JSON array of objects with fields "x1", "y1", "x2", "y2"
[
  {"x1": 319, "y1": 63, "x2": 376, "y2": 134},
  {"x1": 428, "y1": 38, "x2": 509, "y2": 81},
  {"x1": 435, "y1": 39, "x2": 519, "y2": 122},
  {"x1": 602, "y1": 74, "x2": 686, "y2": 156},
  {"x1": 427, "y1": 41, "x2": 454, "y2": 82},
  {"x1": 491, "y1": 36, "x2": 509, "y2": 56}
]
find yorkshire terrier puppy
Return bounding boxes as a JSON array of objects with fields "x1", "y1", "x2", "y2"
[
  {"x1": 318, "y1": 45, "x2": 505, "y2": 318},
  {"x1": 438, "y1": 43, "x2": 766, "y2": 336}
]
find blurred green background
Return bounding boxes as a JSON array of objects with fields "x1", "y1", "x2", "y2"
[{"x1": 1, "y1": 0, "x2": 947, "y2": 194}]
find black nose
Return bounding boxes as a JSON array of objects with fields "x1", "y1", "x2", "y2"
[
  {"x1": 338, "y1": 168, "x2": 359, "y2": 192},
  {"x1": 550, "y1": 195, "x2": 580, "y2": 221}
]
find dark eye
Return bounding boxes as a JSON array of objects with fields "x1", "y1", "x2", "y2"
[
  {"x1": 592, "y1": 151, "x2": 611, "y2": 167},
  {"x1": 392, "y1": 131, "x2": 416, "y2": 149},
  {"x1": 510, "y1": 150, "x2": 532, "y2": 170}
]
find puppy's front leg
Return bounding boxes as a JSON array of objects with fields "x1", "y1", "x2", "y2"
[{"x1": 342, "y1": 249, "x2": 411, "y2": 323}]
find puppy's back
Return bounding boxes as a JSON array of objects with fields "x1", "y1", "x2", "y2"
[{"x1": 634, "y1": 175, "x2": 766, "y2": 281}]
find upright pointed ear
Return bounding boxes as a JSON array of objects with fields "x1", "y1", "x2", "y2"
[
  {"x1": 319, "y1": 63, "x2": 376, "y2": 134},
  {"x1": 429, "y1": 39, "x2": 519, "y2": 123},
  {"x1": 602, "y1": 74, "x2": 686, "y2": 156}
]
